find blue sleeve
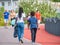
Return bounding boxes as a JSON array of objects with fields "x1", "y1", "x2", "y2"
[{"x1": 4, "y1": 12, "x2": 5, "y2": 14}]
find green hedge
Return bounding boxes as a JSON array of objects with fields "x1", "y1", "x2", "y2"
[
  {"x1": 52, "y1": 0, "x2": 60, "y2": 2},
  {"x1": 0, "y1": 7, "x2": 4, "y2": 26},
  {"x1": 0, "y1": 19, "x2": 4, "y2": 26}
]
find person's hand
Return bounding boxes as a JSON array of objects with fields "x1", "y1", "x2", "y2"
[
  {"x1": 37, "y1": 27, "x2": 40, "y2": 30},
  {"x1": 28, "y1": 27, "x2": 30, "y2": 30}
]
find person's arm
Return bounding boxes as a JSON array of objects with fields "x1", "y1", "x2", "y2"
[
  {"x1": 27, "y1": 19, "x2": 30, "y2": 29},
  {"x1": 23, "y1": 17, "x2": 27, "y2": 21},
  {"x1": 23, "y1": 13, "x2": 27, "y2": 21},
  {"x1": 36, "y1": 19, "x2": 38, "y2": 28},
  {"x1": 28, "y1": 22, "x2": 30, "y2": 29}
]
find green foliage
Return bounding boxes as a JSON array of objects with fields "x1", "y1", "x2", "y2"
[
  {"x1": 19, "y1": 0, "x2": 39, "y2": 14},
  {"x1": 56, "y1": 13, "x2": 60, "y2": 18},
  {"x1": 0, "y1": 19, "x2": 4, "y2": 26},
  {"x1": 51, "y1": 0, "x2": 60, "y2": 2},
  {"x1": 19, "y1": 1, "x2": 57, "y2": 22},
  {"x1": 0, "y1": 7, "x2": 4, "y2": 18},
  {"x1": 0, "y1": 7, "x2": 4, "y2": 26}
]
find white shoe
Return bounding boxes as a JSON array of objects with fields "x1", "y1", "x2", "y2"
[
  {"x1": 32, "y1": 42, "x2": 35, "y2": 45},
  {"x1": 35, "y1": 43, "x2": 42, "y2": 45}
]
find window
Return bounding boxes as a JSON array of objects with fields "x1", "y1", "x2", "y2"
[
  {"x1": 8, "y1": 2, "x2": 11, "y2": 6},
  {"x1": 2, "y1": 2, "x2": 4, "y2": 6},
  {"x1": 15, "y1": 2, "x2": 17, "y2": 6}
]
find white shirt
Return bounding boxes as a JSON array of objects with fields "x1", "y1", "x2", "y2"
[
  {"x1": 27, "y1": 16, "x2": 31, "y2": 20},
  {"x1": 16, "y1": 13, "x2": 26, "y2": 23}
]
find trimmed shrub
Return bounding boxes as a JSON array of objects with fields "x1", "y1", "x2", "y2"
[
  {"x1": 52, "y1": 0, "x2": 60, "y2": 2},
  {"x1": 0, "y1": 7, "x2": 4, "y2": 26}
]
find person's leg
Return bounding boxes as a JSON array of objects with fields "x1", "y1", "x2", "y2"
[
  {"x1": 31, "y1": 28, "x2": 35, "y2": 42},
  {"x1": 33, "y1": 28, "x2": 37, "y2": 42},
  {"x1": 20, "y1": 23, "x2": 24, "y2": 43},
  {"x1": 14, "y1": 26, "x2": 18, "y2": 38},
  {"x1": 4, "y1": 19, "x2": 8, "y2": 28},
  {"x1": 4, "y1": 19, "x2": 6, "y2": 26},
  {"x1": 6, "y1": 19, "x2": 8, "y2": 26},
  {"x1": 17, "y1": 26, "x2": 23, "y2": 45},
  {"x1": 31, "y1": 28, "x2": 37, "y2": 42},
  {"x1": 38, "y1": 20, "x2": 41, "y2": 24},
  {"x1": 38, "y1": 20, "x2": 40, "y2": 30},
  {"x1": 17, "y1": 23, "x2": 24, "y2": 43},
  {"x1": 17, "y1": 23, "x2": 21, "y2": 41},
  {"x1": 20, "y1": 23, "x2": 24, "y2": 38}
]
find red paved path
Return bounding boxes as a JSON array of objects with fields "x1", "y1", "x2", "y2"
[{"x1": 24, "y1": 24, "x2": 60, "y2": 45}]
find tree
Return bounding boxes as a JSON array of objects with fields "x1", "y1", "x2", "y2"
[
  {"x1": 0, "y1": 6, "x2": 4, "y2": 18},
  {"x1": 19, "y1": 0, "x2": 57, "y2": 22}
]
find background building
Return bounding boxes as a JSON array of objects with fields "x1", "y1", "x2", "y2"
[{"x1": 0, "y1": 0, "x2": 18, "y2": 10}]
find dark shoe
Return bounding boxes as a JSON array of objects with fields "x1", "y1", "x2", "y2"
[{"x1": 20, "y1": 40, "x2": 23, "y2": 43}]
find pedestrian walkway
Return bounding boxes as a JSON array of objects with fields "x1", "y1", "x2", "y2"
[
  {"x1": 0, "y1": 26, "x2": 41, "y2": 45},
  {"x1": 24, "y1": 24, "x2": 60, "y2": 45}
]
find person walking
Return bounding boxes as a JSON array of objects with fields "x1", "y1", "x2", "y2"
[
  {"x1": 35, "y1": 10, "x2": 41, "y2": 23},
  {"x1": 35, "y1": 10, "x2": 41, "y2": 29},
  {"x1": 27, "y1": 12, "x2": 31, "y2": 20},
  {"x1": 28, "y1": 11, "x2": 38, "y2": 45},
  {"x1": 15, "y1": 7, "x2": 26, "y2": 44},
  {"x1": 9, "y1": 10, "x2": 16, "y2": 27},
  {"x1": 9, "y1": 10, "x2": 16, "y2": 19},
  {"x1": 3, "y1": 10, "x2": 10, "y2": 28}
]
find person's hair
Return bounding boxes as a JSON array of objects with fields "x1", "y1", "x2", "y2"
[
  {"x1": 30, "y1": 11, "x2": 35, "y2": 17},
  {"x1": 5, "y1": 10, "x2": 7, "y2": 12},
  {"x1": 18, "y1": 7, "x2": 23, "y2": 19}
]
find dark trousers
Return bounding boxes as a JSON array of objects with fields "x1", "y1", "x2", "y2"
[{"x1": 31, "y1": 28, "x2": 37, "y2": 42}]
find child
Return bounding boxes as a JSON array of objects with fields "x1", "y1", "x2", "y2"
[{"x1": 28, "y1": 11, "x2": 38, "y2": 45}]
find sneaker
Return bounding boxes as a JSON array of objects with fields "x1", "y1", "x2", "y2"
[
  {"x1": 20, "y1": 39, "x2": 23, "y2": 43},
  {"x1": 32, "y1": 42, "x2": 35, "y2": 45}
]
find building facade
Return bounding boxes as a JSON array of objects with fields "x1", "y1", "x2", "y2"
[{"x1": 0, "y1": 0, "x2": 18, "y2": 10}]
